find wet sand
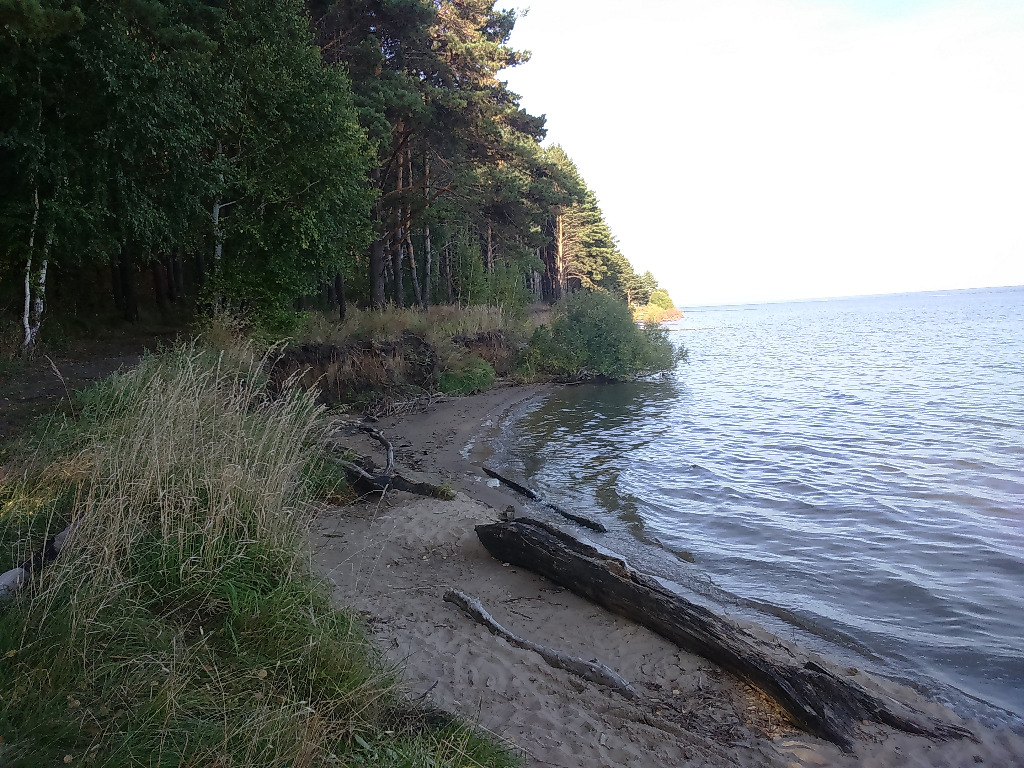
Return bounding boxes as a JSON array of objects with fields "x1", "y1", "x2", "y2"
[{"x1": 312, "y1": 385, "x2": 1024, "y2": 768}]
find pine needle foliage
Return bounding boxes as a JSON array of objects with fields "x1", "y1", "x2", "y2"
[{"x1": 0, "y1": 344, "x2": 519, "y2": 767}]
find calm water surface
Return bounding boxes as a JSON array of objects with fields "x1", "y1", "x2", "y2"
[{"x1": 494, "y1": 286, "x2": 1024, "y2": 725}]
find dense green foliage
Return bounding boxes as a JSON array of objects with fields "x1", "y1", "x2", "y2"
[
  {"x1": 648, "y1": 288, "x2": 676, "y2": 311},
  {"x1": 525, "y1": 291, "x2": 683, "y2": 381},
  {"x1": 1, "y1": 0, "x2": 677, "y2": 353},
  {"x1": 439, "y1": 355, "x2": 497, "y2": 395},
  {"x1": 0, "y1": 346, "x2": 518, "y2": 767}
]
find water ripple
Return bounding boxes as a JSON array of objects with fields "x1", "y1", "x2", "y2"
[{"x1": 499, "y1": 287, "x2": 1024, "y2": 725}]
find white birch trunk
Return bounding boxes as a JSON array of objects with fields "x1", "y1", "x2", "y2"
[
  {"x1": 555, "y1": 214, "x2": 567, "y2": 298},
  {"x1": 22, "y1": 187, "x2": 40, "y2": 352},
  {"x1": 28, "y1": 243, "x2": 49, "y2": 348}
]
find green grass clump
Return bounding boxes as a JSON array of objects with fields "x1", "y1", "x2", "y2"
[
  {"x1": 438, "y1": 356, "x2": 497, "y2": 396},
  {"x1": 523, "y1": 291, "x2": 685, "y2": 381},
  {"x1": 0, "y1": 344, "x2": 519, "y2": 768}
]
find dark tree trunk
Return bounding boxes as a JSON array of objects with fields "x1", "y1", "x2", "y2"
[
  {"x1": 390, "y1": 233, "x2": 404, "y2": 307},
  {"x1": 110, "y1": 260, "x2": 124, "y2": 313},
  {"x1": 195, "y1": 250, "x2": 206, "y2": 287},
  {"x1": 118, "y1": 245, "x2": 138, "y2": 322},
  {"x1": 423, "y1": 223, "x2": 432, "y2": 309},
  {"x1": 334, "y1": 272, "x2": 346, "y2": 321},
  {"x1": 370, "y1": 239, "x2": 386, "y2": 308},
  {"x1": 152, "y1": 261, "x2": 167, "y2": 310},
  {"x1": 443, "y1": 243, "x2": 454, "y2": 304},
  {"x1": 475, "y1": 519, "x2": 973, "y2": 754},
  {"x1": 391, "y1": 156, "x2": 406, "y2": 307},
  {"x1": 163, "y1": 255, "x2": 177, "y2": 303},
  {"x1": 173, "y1": 251, "x2": 186, "y2": 298},
  {"x1": 422, "y1": 152, "x2": 432, "y2": 309},
  {"x1": 406, "y1": 218, "x2": 422, "y2": 309}
]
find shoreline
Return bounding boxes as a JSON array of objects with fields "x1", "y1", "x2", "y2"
[{"x1": 313, "y1": 386, "x2": 1024, "y2": 767}]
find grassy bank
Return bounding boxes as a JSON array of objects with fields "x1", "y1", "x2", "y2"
[
  {"x1": 275, "y1": 295, "x2": 682, "y2": 405},
  {"x1": 0, "y1": 344, "x2": 517, "y2": 767}
]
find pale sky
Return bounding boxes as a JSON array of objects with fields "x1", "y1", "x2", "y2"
[{"x1": 501, "y1": 0, "x2": 1024, "y2": 306}]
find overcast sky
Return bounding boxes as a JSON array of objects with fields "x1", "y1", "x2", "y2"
[{"x1": 501, "y1": 0, "x2": 1024, "y2": 306}]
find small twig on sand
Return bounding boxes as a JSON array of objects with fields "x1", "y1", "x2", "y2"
[{"x1": 443, "y1": 588, "x2": 638, "y2": 700}]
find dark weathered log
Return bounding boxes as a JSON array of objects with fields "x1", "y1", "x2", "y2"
[
  {"x1": 475, "y1": 518, "x2": 974, "y2": 753},
  {"x1": 482, "y1": 465, "x2": 538, "y2": 500},
  {"x1": 334, "y1": 458, "x2": 455, "y2": 500},
  {"x1": 542, "y1": 501, "x2": 607, "y2": 533},
  {"x1": 443, "y1": 589, "x2": 638, "y2": 699},
  {"x1": 481, "y1": 466, "x2": 607, "y2": 532}
]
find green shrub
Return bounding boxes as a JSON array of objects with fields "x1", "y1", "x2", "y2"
[
  {"x1": 439, "y1": 355, "x2": 496, "y2": 395},
  {"x1": 526, "y1": 290, "x2": 682, "y2": 380},
  {"x1": 648, "y1": 288, "x2": 676, "y2": 310}
]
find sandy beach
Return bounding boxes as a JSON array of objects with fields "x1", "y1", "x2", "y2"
[{"x1": 312, "y1": 385, "x2": 1024, "y2": 768}]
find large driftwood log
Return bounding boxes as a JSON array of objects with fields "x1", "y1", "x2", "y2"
[
  {"x1": 476, "y1": 518, "x2": 973, "y2": 753},
  {"x1": 443, "y1": 589, "x2": 638, "y2": 699}
]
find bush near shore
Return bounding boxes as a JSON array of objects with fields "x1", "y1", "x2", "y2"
[
  {"x1": 0, "y1": 344, "x2": 518, "y2": 767},
  {"x1": 274, "y1": 295, "x2": 683, "y2": 402},
  {"x1": 524, "y1": 292, "x2": 685, "y2": 381}
]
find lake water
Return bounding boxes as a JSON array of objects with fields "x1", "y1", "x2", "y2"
[{"x1": 493, "y1": 286, "x2": 1024, "y2": 728}]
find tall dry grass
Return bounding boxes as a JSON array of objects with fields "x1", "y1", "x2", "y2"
[
  {"x1": 298, "y1": 304, "x2": 525, "y2": 348},
  {"x1": 0, "y1": 343, "x2": 518, "y2": 767}
]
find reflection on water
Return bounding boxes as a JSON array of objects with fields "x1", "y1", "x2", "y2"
[{"x1": 496, "y1": 287, "x2": 1024, "y2": 726}]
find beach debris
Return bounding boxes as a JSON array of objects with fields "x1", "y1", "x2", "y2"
[
  {"x1": 0, "y1": 567, "x2": 27, "y2": 599},
  {"x1": 481, "y1": 466, "x2": 607, "y2": 532},
  {"x1": 329, "y1": 423, "x2": 455, "y2": 500},
  {"x1": 475, "y1": 517, "x2": 976, "y2": 753},
  {"x1": 357, "y1": 424, "x2": 394, "y2": 474},
  {"x1": 0, "y1": 519, "x2": 79, "y2": 602},
  {"x1": 443, "y1": 588, "x2": 638, "y2": 700}
]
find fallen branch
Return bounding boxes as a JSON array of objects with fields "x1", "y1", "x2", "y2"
[
  {"x1": 365, "y1": 391, "x2": 447, "y2": 420},
  {"x1": 481, "y1": 466, "x2": 607, "y2": 532},
  {"x1": 475, "y1": 518, "x2": 974, "y2": 753},
  {"x1": 331, "y1": 457, "x2": 455, "y2": 500},
  {"x1": 0, "y1": 520, "x2": 78, "y2": 601},
  {"x1": 326, "y1": 421, "x2": 454, "y2": 500},
  {"x1": 357, "y1": 424, "x2": 394, "y2": 474},
  {"x1": 443, "y1": 589, "x2": 638, "y2": 700}
]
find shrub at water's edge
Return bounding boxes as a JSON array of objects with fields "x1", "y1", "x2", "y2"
[
  {"x1": 0, "y1": 345, "x2": 519, "y2": 768},
  {"x1": 523, "y1": 291, "x2": 685, "y2": 381},
  {"x1": 633, "y1": 288, "x2": 683, "y2": 324}
]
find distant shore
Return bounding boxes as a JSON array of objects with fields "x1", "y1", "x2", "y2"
[{"x1": 313, "y1": 385, "x2": 1024, "y2": 768}]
